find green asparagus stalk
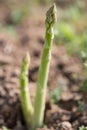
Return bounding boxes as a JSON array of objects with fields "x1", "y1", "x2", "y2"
[
  {"x1": 32, "y1": 4, "x2": 57, "y2": 129},
  {"x1": 20, "y1": 53, "x2": 33, "y2": 128}
]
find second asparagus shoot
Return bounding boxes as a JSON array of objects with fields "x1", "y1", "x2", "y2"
[{"x1": 20, "y1": 53, "x2": 33, "y2": 128}]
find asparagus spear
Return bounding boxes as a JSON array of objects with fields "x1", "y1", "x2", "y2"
[
  {"x1": 20, "y1": 53, "x2": 33, "y2": 128},
  {"x1": 32, "y1": 4, "x2": 57, "y2": 129}
]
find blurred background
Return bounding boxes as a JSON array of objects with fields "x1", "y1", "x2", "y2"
[
  {"x1": 0, "y1": 0, "x2": 87, "y2": 90},
  {"x1": 0, "y1": 0, "x2": 87, "y2": 94},
  {"x1": 0, "y1": 0, "x2": 87, "y2": 59}
]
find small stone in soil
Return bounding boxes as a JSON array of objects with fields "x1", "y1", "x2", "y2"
[
  {"x1": 72, "y1": 120, "x2": 79, "y2": 130},
  {"x1": 60, "y1": 111, "x2": 71, "y2": 121},
  {"x1": 58, "y1": 121, "x2": 72, "y2": 130},
  {"x1": 0, "y1": 87, "x2": 6, "y2": 97},
  {"x1": 79, "y1": 116, "x2": 87, "y2": 125}
]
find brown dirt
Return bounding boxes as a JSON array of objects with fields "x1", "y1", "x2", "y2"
[{"x1": 0, "y1": 3, "x2": 87, "y2": 130}]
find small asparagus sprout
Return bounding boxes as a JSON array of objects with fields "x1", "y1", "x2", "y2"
[
  {"x1": 20, "y1": 53, "x2": 33, "y2": 128},
  {"x1": 32, "y1": 4, "x2": 57, "y2": 129}
]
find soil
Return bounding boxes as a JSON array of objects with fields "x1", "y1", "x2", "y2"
[{"x1": 0, "y1": 2, "x2": 87, "y2": 130}]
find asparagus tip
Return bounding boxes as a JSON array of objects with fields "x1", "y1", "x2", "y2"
[
  {"x1": 46, "y1": 3, "x2": 57, "y2": 27},
  {"x1": 23, "y1": 52, "x2": 30, "y2": 67}
]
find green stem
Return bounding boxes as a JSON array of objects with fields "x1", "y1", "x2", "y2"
[
  {"x1": 20, "y1": 53, "x2": 33, "y2": 128},
  {"x1": 32, "y1": 4, "x2": 57, "y2": 129}
]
